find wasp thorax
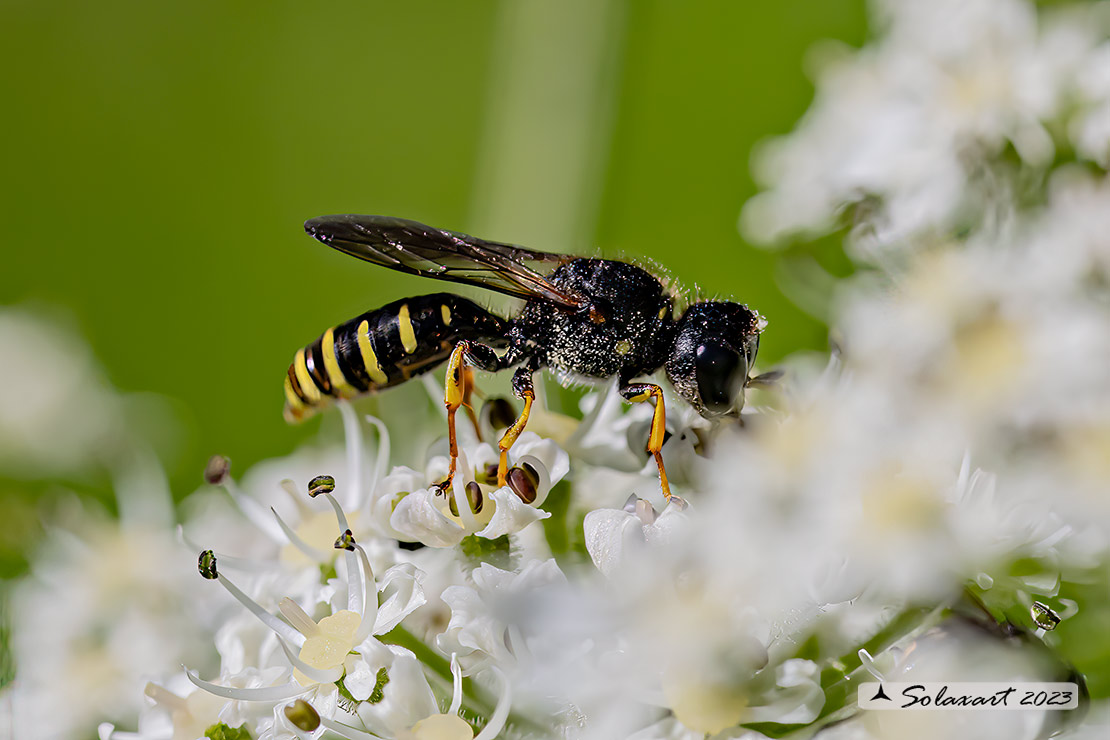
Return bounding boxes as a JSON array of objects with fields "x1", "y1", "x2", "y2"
[
  {"x1": 666, "y1": 302, "x2": 764, "y2": 417},
  {"x1": 507, "y1": 463, "x2": 540, "y2": 503},
  {"x1": 308, "y1": 475, "x2": 336, "y2": 497}
]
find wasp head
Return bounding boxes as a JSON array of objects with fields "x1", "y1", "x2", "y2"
[{"x1": 666, "y1": 302, "x2": 766, "y2": 418}]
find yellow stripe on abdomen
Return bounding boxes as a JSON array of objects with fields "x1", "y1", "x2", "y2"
[
  {"x1": 398, "y1": 303, "x2": 418, "y2": 354},
  {"x1": 357, "y1": 319, "x2": 390, "y2": 385},
  {"x1": 322, "y1": 327, "x2": 357, "y2": 397},
  {"x1": 283, "y1": 375, "x2": 308, "y2": 421},
  {"x1": 293, "y1": 348, "x2": 323, "y2": 403}
]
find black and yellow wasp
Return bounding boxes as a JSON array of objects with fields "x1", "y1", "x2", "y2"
[{"x1": 284, "y1": 215, "x2": 768, "y2": 501}]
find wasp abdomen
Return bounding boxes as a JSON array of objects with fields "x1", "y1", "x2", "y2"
[{"x1": 284, "y1": 293, "x2": 505, "y2": 423}]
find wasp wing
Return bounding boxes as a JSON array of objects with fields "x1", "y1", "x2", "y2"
[{"x1": 304, "y1": 215, "x2": 587, "y2": 312}]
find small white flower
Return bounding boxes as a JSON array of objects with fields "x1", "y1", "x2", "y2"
[
  {"x1": 374, "y1": 433, "x2": 568, "y2": 548},
  {"x1": 741, "y1": 0, "x2": 1110, "y2": 259},
  {"x1": 437, "y1": 559, "x2": 568, "y2": 673},
  {"x1": 0, "y1": 308, "x2": 128, "y2": 478},
  {"x1": 8, "y1": 482, "x2": 221, "y2": 740},
  {"x1": 183, "y1": 489, "x2": 426, "y2": 734},
  {"x1": 583, "y1": 495, "x2": 690, "y2": 577}
]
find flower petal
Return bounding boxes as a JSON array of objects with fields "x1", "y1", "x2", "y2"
[
  {"x1": 355, "y1": 648, "x2": 439, "y2": 735},
  {"x1": 476, "y1": 488, "x2": 551, "y2": 539},
  {"x1": 373, "y1": 563, "x2": 427, "y2": 635},
  {"x1": 746, "y1": 659, "x2": 824, "y2": 725},
  {"x1": 371, "y1": 467, "x2": 427, "y2": 540},
  {"x1": 343, "y1": 653, "x2": 378, "y2": 702},
  {"x1": 583, "y1": 509, "x2": 646, "y2": 577},
  {"x1": 390, "y1": 489, "x2": 466, "y2": 548}
]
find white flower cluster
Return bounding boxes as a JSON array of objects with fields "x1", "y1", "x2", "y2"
[
  {"x1": 741, "y1": 0, "x2": 1110, "y2": 260},
  {"x1": 0, "y1": 309, "x2": 227, "y2": 740},
  {"x1": 83, "y1": 316, "x2": 1105, "y2": 740},
  {"x1": 7, "y1": 1, "x2": 1110, "y2": 737}
]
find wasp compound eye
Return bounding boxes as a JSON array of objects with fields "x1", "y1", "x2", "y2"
[
  {"x1": 695, "y1": 343, "x2": 744, "y2": 416},
  {"x1": 308, "y1": 475, "x2": 336, "y2": 498},
  {"x1": 507, "y1": 463, "x2": 540, "y2": 503}
]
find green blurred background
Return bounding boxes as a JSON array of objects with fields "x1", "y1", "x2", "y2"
[{"x1": 0, "y1": 0, "x2": 866, "y2": 572}]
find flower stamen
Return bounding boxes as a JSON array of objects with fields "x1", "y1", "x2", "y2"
[{"x1": 198, "y1": 550, "x2": 304, "y2": 646}]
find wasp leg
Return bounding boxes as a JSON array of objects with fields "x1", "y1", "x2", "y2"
[
  {"x1": 496, "y1": 367, "x2": 536, "y2": 487},
  {"x1": 436, "y1": 343, "x2": 467, "y2": 495},
  {"x1": 437, "y1": 341, "x2": 503, "y2": 495},
  {"x1": 619, "y1": 382, "x2": 681, "y2": 505},
  {"x1": 461, "y1": 366, "x2": 482, "y2": 441}
]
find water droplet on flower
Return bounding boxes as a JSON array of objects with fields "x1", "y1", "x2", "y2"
[
  {"x1": 308, "y1": 474, "x2": 336, "y2": 498},
  {"x1": 858, "y1": 648, "x2": 885, "y2": 680},
  {"x1": 1031, "y1": 601, "x2": 1061, "y2": 630},
  {"x1": 198, "y1": 550, "x2": 218, "y2": 580},
  {"x1": 975, "y1": 573, "x2": 994, "y2": 589},
  {"x1": 507, "y1": 463, "x2": 539, "y2": 503}
]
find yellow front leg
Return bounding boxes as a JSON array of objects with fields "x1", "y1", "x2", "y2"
[
  {"x1": 620, "y1": 383, "x2": 675, "y2": 502},
  {"x1": 497, "y1": 367, "x2": 536, "y2": 487},
  {"x1": 436, "y1": 342, "x2": 470, "y2": 495}
]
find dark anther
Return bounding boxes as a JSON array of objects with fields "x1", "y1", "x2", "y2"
[
  {"x1": 449, "y1": 481, "x2": 485, "y2": 516},
  {"x1": 334, "y1": 529, "x2": 357, "y2": 551},
  {"x1": 466, "y1": 481, "x2": 484, "y2": 514},
  {"x1": 477, "y1": 463, "x2": 500, "y2": 485},
  {"x1": 484, "y1": 397, "x2": 517, "y2": 430},
  {"x1": 204, "y1": 455, "x2": 230, "y2": 485},
  {"x1": 1031, "y1": 601, "x2": 1061, "y2": 631},
  {"x1": 198, "y1": 550, "x2": 218, "y2": 580},
  {"x1": 308, "y1": 474, "x2": 336, "y2": 498},
  {"x1": 507, "y1": 463, "x2": 540, "y2": 504},
  {"x1": 284, "y1": 699, "x2": 321, "y2": 731}
]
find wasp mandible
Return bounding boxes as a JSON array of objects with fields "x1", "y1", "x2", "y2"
[{"x1": 284, "y1": 215, "x2": 768, "y2": 502}]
